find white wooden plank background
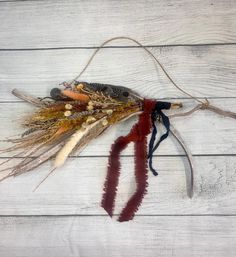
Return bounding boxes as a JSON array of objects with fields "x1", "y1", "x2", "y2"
[
  {"x1": 0, "y1": 216, "x2": 236, "y2": 257},
  {"x1": 0, "y1": 0, "x2": 236, "y2": 256},
  {"x1": 0, "y1": 156, "x2": 236, "y2": 215},
  {"x1": 0, "y1": 46, "x2": 236, "y2": 101},
  {"x1": 0, "y1": 0, "x2": 236, "y2": 48}
]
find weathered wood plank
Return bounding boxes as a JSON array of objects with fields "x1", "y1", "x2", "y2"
[
  {"x1": 0, "y1": 0, "x2": 236, "y2": 48},
  {"x1": 0, "y1": 1, "x2": 235, "y2": 256},
  {"x1": 0, "y1": 99, "x2": 235, "y2": 156},
  {"x1": 0, "y1": 156, "x2": 235, "y2": 215},
  {"x1": 1, "y1": 46, "x2": 236, "y2": 100},
  {"x1": 0, "y1": 216, "x2": 236, "y2": 257}
]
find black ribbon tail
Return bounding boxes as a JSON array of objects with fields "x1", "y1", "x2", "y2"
[
  {"x1": 148, "y1": 120, "x2": 158, "y2": 176},
  {"x1": 148, "y1": 101, "x2": 171, "y2": 176}
]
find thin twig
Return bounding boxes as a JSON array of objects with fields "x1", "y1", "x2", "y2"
[
  {"x1": 12, "y1": 89, "x2": 48, "y2": 107},
  {"x1": 170, "y1": 125, "x2": 194, "y2": 198},
  {"x1": 169, "y1": 104, "x2": 202, "y2": 118},
  {"x1": 169, "y1": 100, "x2": 236, "y2": 120},
  {"x1": 33, "y1": 167, "x2": 57, "y2": 192},
  {"x1": 206, "y1": 104, "x2": 236, "y2": 119}
]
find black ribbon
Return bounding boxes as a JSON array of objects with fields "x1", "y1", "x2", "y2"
[{"x1": 148, "y1": 101, "x2": 171, "y2": 176}]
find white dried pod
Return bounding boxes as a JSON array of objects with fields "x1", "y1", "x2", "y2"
[
  {"x1": 64, "y1": 110, "x2": 72, "y2": 117},
  {"x1": 87, "y1": 105, "x2": 94, "y2": 111},
  {"x1": 106, "y1": 109, "x2": 113, "y2": 115},
  {"x1": 81, "y1": 122, "x2": 87, "y2": 129},
  {"x1": 86, "y1": 116, "x2": 96, "y2": 124},
  {"x1": 65, "y1": 104, "x2": 73, "y2": 110},
  {"x1": 102, "y1": 119, "x2": 108, "y2": 126}
]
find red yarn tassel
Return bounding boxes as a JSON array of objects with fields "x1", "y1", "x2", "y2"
[
  {"x1": 101, "y1": 99, "x2": 156, "y2": 221},
  {"x1": 118, "y1": 136, "x2": 148, "y2": 221},
  {"x1": 101, "y1": 136, "x2": 131, "y2": 217}
]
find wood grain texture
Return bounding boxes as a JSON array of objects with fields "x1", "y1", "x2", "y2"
[
  {"x1": 1, "y1": 0, "x2": 236, "y2": 255},
  {"x1": 0, "y1": 45, "x2": 236, "y2": 101},
  {"x1": 0, "y1": 99, "x2": 235, "y2": 156},
  {"x1": 0, "y1": 0, "x2": 236, "y2": 48},
  {"x1": 0, "y1": 156, "x2": 235, "y2": 215},
  {"x1": 0, "y1": 216, "x2": 236, "y2": 257}
]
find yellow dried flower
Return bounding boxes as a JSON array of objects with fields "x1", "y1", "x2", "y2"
[{"x1": 76, "y1": 83, "x2": 84, "y2": 90}]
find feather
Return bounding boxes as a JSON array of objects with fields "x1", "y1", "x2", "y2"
[
  {"x1": 71, "y1": 111, "x2": 142, "y2": 156},
  {"x1": 71, "y1": 122, "x2": 108, "y2": 154}
]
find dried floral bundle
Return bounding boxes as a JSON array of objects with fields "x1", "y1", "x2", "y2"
[
  {"x1": 0, "y1": 83, "x2": 141, "y2": 179},
  {"x1": 1, "y1": 36, "x2": 235, "y2": 222},
  {"x1": 0, "y1": 81, "x2": 183, "y2": 221}
]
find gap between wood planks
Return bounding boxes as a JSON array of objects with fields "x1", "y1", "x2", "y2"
[
  {"x1": 1, "y1": 154, "x2": 236, "y2": 159},
  {"x1": 1, "y1": 214, "x2": 236, "y2": 217},
  {"x1": 0, "y1": 0, "x2": 40, "y2": 2},
  {"x1": 1, "y1": 96, "x2": 236, "y2": 104},
  {"x1": 0, "y1": 42, "x2": 236, "y2": 51}
]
